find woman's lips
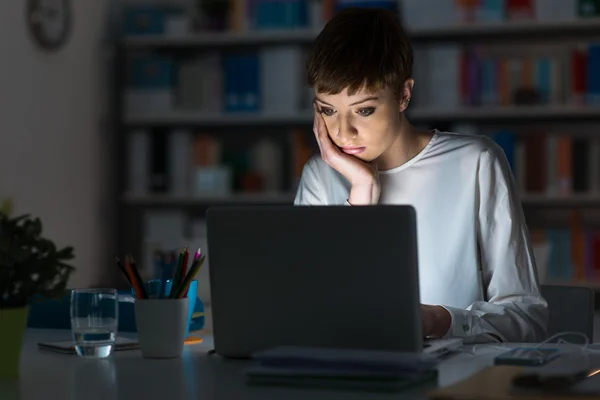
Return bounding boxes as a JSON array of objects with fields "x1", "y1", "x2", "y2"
[{"x1": 341, "y1": 146, "x2": 366, "y2": 155}]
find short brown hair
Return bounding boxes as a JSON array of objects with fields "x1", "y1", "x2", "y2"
[{"x1": 307, "y1": 7, "x2": 413, "y2": 98}]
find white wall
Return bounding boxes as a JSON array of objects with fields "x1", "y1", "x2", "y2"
[{"x1": 0, "y1": 1, "x2": 113, "y2": 288}]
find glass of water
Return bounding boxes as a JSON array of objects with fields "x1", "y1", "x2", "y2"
[{"x1": 70, "y1": 288, "x2": 119, "y2": 358}]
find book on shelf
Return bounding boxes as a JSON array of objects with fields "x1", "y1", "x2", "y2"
[
  {"x1": 126, "y1": 46, "x2": 309, "y2": 116},
  {"x1": 122, "y1": 0, "x2": 600, "y2": 39},
  {"x1": 123, "y1": 34, "x2": 600, "y2": 117},
  {"x1": 412, "y1": 41, "x2": 600, "y2": 110},
  {"x1": 531, "y1": 211, "x2": 600, "y2": 284},
  {"x1": 126, "y1": 129, "x2": 315, "y2": 197},
  {"x1": 487, "y1": 130, "x2": 600, "y2": 196},
  {"x1": 402, "y1": 0, "x2": 595, "y2": 30}
]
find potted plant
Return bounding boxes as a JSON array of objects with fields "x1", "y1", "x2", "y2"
[{"x1": 0, "y1": 199, "x2": 75, "y2": 378}]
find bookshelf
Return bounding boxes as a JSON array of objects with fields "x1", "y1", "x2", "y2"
[
  {"x1": 126, "y1": 105, "x2": 600, "y2": 127},
  {"x1": 122, "y1": 18, "x2": 600, "y2": 49},
  {"x1": 120, "y1": 192, "x2": 600, "y2": 208},
  {"x1": 115, "y1": 0, "x2": 600, "y2": 293},
  {"x1": 122, "y1": 192, "x2": 295, "y2": 206}
]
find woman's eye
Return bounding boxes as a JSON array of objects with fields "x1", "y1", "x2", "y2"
[
  {"x1": 357, "y1": 107, "x2": 375, "y2": 117},
  {"x1": 319, "y1": 107, "x2": 335, "y2": 116}
]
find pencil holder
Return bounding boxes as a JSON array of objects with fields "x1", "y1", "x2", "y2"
[{"x1": 134, "y1": 298, "x2": 188, "y2": 359}]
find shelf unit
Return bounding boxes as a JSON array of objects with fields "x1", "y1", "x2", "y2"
[
  {"x1": 120, "y1": 192, "x2": 600, "y2": 208},
  {"x1": 125, "y1": 104, "x2": 600, "y2": 127},
  {"x1": 114, "y1": 12, "x2": 600, "y2": 291},
  {"x1": 122, "y1": 17, "x2": 600, "y2": 48}
]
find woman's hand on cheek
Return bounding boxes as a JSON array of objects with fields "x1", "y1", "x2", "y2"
[{"x1": 313, "y1": 104, "x2": 380, "y2": 205}]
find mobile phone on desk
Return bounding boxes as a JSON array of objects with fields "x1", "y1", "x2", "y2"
[
  {"x1": 494, "y1": 347, "x2": 561, "y2": 366},
  {"x1": 511, "y1": 364, "x2": 599, "y2": 394}
]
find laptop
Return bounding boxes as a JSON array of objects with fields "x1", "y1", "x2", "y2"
[{"x1": 206, "y1": 205, "x2": 462, "y2": 359}]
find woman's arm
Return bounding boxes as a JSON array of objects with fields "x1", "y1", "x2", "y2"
[{"x1": 439, "y1": 146, "x2": 548, "y2": 343}]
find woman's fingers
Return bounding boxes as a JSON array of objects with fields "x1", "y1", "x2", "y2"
[
  {"x1": 312, "y1": 103, "x2": 344, "y2": 165},
  {"x1": 313, "y1": 114, "x2": 325, "y2": 161}
]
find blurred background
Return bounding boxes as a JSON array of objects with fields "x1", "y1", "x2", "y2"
[{"x1": 2, "y1": 0, "x2": 600, "y2": 308}]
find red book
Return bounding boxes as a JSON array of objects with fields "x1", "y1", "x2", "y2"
[
  {"x1": 506, "y1": 0, "x2": 534, "y2": 20},
  {"x1": 593, "y1": 232, "x2": 600, "y2": 280},
  {"x1": 524, "y1": 133, "x2": 547, "y2": 193},
  {"x1": 571, "y1": 48, "x2": 588, "y2": 105}
]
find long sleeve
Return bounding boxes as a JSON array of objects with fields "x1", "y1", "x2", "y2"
[
  {"x1": 441, "y1": 148, "x2": 548, "y2": 343},
  {"x1": 294, "y1": 157, "x2": 327, "y2": 205}
]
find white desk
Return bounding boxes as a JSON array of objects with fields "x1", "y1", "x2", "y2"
[{"x1": 1, "y1": 329, "x2": 599, "y2": 400}]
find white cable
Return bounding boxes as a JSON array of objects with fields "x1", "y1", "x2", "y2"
[
  {"x1": 534, "y1": 331, "x2": 589, "y2": 349},
  {"x1": 466, "y1": 331, "x2": 595, "y2": 362}
]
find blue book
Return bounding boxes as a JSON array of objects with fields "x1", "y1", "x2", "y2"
[
  {"x1": 123, "y1": 6, "x2": 183, "y2": 36},
  {"x1": 224, "y1": 55, "x2": 241, "y2": 112},
  {"x1": 536, "y1": 59, "x2": 551, "y2": 105},
  {"x1": 241, "y1": 53, "x2": 261, "y2": 112},
  {"x1": 480, "y1": 0, "x2": 505, "y2": 22},
  {"x1": 587, "y1": 44, "x2": 600, "y2": 104},
  {"x1": 490, "y1": 130, "x2": 516, "y2": 176},
  {"x1": 335, "y1": 0, "x2": 398, "y2": 13},
  {"x1": 129, "y1": 56, "x2": 174, "y2": 89}
]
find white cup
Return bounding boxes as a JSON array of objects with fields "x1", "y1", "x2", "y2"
[{"x1": 134, "y1": 298, "x2": 188, "y2": 359}]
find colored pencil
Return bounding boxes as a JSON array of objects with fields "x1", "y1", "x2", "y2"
[
  {"x1": 181, "y1": 248, "x2": 191, "y2": 296},
  {"x1": 114, "y1": 256, "x2": 132, "y2": 285},
  {"x1": 192, "y1": 247, "x2": 201, "y2": 263},
  {"x1": 172, "y1": 255, "x2": 206, "y2": 299},
  {"x1": 126, "y1": 254, "x2": 148, "y2": 299},
  {"x1": 158, "y1": 253, "x2": 170, "y2": 299},
  {"x1": 185, "y1": 248, "x2": 201, "y2": 297},
  {"x1": 169, "y1": 248, "x2": 186, "y2": 298}
]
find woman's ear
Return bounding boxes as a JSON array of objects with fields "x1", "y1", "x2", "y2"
[{"x1": 399, "y1": 78, "x2": 414, "y2": 113}]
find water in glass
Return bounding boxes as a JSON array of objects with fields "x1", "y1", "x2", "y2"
[{"x1": 70, "y1": 288, "x2": 118, "y2": 358}]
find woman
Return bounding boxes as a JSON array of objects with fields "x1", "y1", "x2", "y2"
[{"x1": 294, "y1": 7, "x2": 547, "y2": 343}]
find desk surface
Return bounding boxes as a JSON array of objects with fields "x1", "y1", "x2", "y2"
[{"x1": 1, "y1": 329, "x2": 599, "y2": 400}]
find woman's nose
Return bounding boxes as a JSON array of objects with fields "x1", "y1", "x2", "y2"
[{"x1": 336, "y1": 116, "x2": 358, "y2": 144}]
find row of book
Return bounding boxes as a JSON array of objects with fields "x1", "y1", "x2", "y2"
[
  {"x1": 488, "y1": 130, "x2": 600, "y2": 196},
  {"x1": 137, "y1": 208, "x2": 600, "y2": 288},
  {"x1": 137, "y1": 209, "x2": 599, "y2": 289},
  {"x1": 457, "y1": 44, "x2": 600, "y2": 107},
  {"x1": 122, "y1": 0, "x2": 397, "y2": 36},
  {"x1": 125, "y1": 48, "x2": 309, "y2": 114},
  {"x1": 126, "y1": 129, "x2": 315, "y2": 196},
  {"x1": 122, "y1": 0, "x2": 600, "y2": 38},
  {"x1": 412, "y1": 42, "x2": 600, "y2": 110},
  {"x1": 126, "y1": 42, "x2": 600, "y2": 115},
  {"x1": 403, "y1": 0, "x2": 600, "y2": 29},
  {"x1": 531, "y1": 216, "x2": 600, "y2": 283},
  {"x1": 126, "y1": 125, "x2": 600, "y2": 199},
  {"x1": 191, "y1": 0, "x2": 399, "y2": 33}
]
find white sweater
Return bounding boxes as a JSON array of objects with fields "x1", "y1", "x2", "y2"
[{"x1": 294, "y1": 130, "x2": 548, "y2": 343}]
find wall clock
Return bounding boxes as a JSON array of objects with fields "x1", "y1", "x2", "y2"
[{"x1": 26, "y1": 0, "x2": 72, "y2": 51}]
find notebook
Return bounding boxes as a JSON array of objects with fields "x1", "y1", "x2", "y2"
[
  {"x1": 246, "y1": 346, "x2": 439, "y2": 392},
  {"x1": 37, "y1": 337, "x2": 140, "y2": 354}
]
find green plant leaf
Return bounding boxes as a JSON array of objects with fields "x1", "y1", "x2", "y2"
[
  {"x1": 0, "y1": 211, "x2": 76, "y2": 307},
  {"x1": 0, "y1": 199, "x2": 13, "y2": 216}
]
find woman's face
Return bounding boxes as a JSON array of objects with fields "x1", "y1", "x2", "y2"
[{"x1": 314, "y1": 84, "x2": 410, "y2": 163}]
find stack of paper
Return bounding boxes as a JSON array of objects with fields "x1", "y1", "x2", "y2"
[{"x1": 246, "y1": 346, "x2": 439, "y2": 392}]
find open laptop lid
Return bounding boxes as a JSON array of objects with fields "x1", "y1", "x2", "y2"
[{"x1": 206, "y1": 205, "x2": 423, "y2": 358}]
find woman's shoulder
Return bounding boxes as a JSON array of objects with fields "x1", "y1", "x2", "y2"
[{"x1": 428, "y1": 130, "x2": 505, "y2": 161}]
